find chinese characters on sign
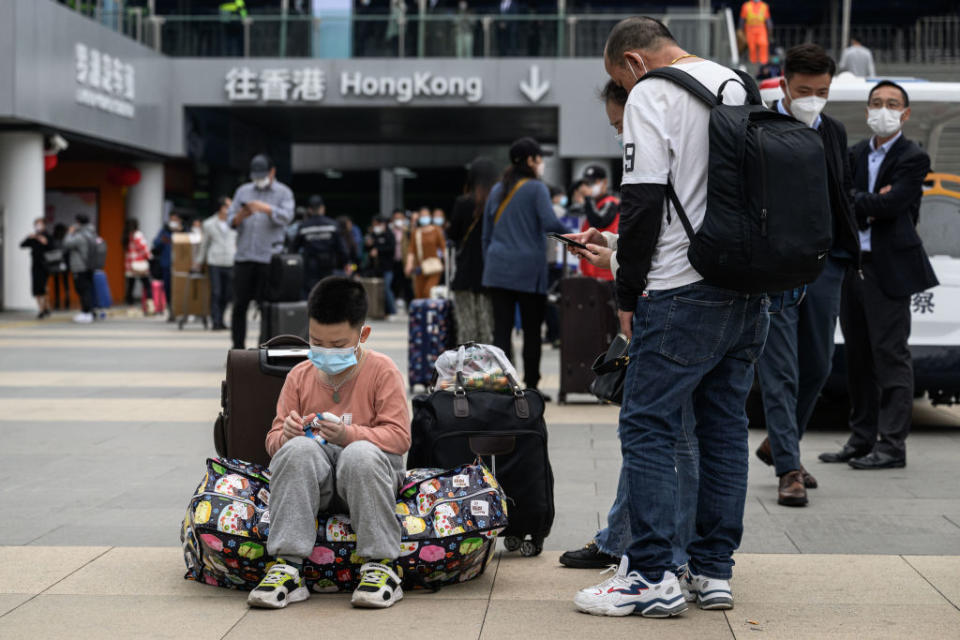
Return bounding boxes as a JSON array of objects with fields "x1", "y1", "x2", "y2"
[
  {"x1": 225, "y1": 67, "x2": 327, "y2": 102},
  {"x1": 911, "y1": 291, "x2": 935, "y2": 314},
  {"x1": 75, "y1": 43, "x2": 136, "y2": 118},
  {"x1": 224, "y1": 67, "x2": 484, "y2": 104}
]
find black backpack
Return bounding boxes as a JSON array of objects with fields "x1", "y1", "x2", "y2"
[{"x1": 639, "y1": 67, "x2": 833, "y2": 294}]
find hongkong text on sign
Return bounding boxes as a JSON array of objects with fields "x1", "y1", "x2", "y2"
[{"x1": 340, "y1": 72, "x2": 483, "y2": 103}]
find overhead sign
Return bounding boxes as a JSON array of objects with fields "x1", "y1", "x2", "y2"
[
  {"x1": 224, "y1": 67, "x2": 483, "y2": 104},
  {"x1": 520, "y1": 65, "x2": 550, "y2": 103},
  {"x1": 74, "y1": 43, "x2": 136, "y2": 118}
]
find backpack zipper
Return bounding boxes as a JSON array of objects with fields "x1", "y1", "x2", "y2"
[{"x1": 757, "y1": 127, "x2": 768, "y2": 237}]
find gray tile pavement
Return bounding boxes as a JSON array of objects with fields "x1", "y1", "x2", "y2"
[{"x1": 0, "y1": 312, "x2": 958, "y2": 559}]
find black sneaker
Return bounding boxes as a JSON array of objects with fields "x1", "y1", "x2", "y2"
[{"x1": 559, "y1": 540, "x2": 618, "y2": 569}]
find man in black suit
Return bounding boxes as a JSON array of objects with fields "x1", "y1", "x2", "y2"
[
  {"x1": 820, "y1": 81, "x2": 938, "y2": 469},
  {"x1": 754, "y1": 44, "x2": 861, "y2": 507}
]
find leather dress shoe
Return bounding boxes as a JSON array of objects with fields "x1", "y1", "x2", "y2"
[
  {"x1": 818, "y1": 444, "x2": 868, "y2": 463},
  {"x1": 799, "y1": 464, "x2": 818, "y2": 489},
  {"x1": 848, "y1": 451, "x2": 906, "y2": 470},
  {"x1": 755, "y1": 437, "x2": 773, "y2": 466},
  {"x1": 777, "y1": 470, "x2": 808, "y2": 507}
]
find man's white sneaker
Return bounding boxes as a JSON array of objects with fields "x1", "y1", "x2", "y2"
[
  {"x1": 680, "y1": 570, "x2": 734, "y2": 610},
  {"x1": 246, "y1": 562, "x2": 310, "y2": 609},
  {"x1": 72, "y1": 312, "x2": 93, "y2": 324},
  {"x1": 573, "y1": 557, "x2": 687, "y2": 618}
]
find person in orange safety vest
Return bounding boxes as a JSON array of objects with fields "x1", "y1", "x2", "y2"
[{"x1": 740, "y1": 0, "x2": 773, "y2": 64}]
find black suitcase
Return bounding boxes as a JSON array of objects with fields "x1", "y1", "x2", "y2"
[
  {"x1": 267, "y1": 253, "x2": 305, "y2": 302},
  {"x1": 214, "y1": 335, "x2": 309, "y2": 467},
  {"x1": 259, "y1": 300, "x2": 309, "y2": 345},
  {"x1": 410, "y1": 377, "x2": 554, "y2": 557},
  {"x1": 558, "y1": 277, "x2": 618, "y2": 403}
]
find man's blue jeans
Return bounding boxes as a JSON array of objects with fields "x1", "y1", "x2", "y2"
[
  {"x1": 620, "y1": 283, "x2": 769, "y2": 581},
  {"x1": 756, "y1": 256, "x2": 845, "y2": 475},
  {"x1": 595, "y1": 401, "x2": 698, "y2": 570}
]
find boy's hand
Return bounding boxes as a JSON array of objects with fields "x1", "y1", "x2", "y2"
[
  {"x1": 282, "y1": 410, "x2": 306, "y2": 441},
  {"x1": 315, "y1": 417, "x2": 347, "y2": 445}
]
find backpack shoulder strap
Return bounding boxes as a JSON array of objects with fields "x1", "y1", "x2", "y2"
[
  {"x1": 731, "y1": 69, "x2": 763, "y2": 105},
  {"x1": 640, "y1": 67, "x2": 718, "y2": 109}
]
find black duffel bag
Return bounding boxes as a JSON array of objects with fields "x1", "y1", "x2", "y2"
[
  {"x1": 410, "y1": 353, "x2": 554, "y2": 557},
  {"x1": 589, "y1": 333, "x2": 630, "y2": 406}
]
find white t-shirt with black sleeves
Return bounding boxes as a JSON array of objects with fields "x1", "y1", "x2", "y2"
[{"x1": 620, "y1": 59, "x2": 747, "y2": 291}]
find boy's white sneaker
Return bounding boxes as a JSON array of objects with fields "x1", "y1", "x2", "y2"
[
  {"x1": 680, "y1": 569, "x2": 734, "y2": 610},
  {"x1": 247, "y1": 562, "x2": 310, "y2": 609},
  {"x1": 351, "y1": 561, "x2": 403, "y2": 609},
  {"x1": 573, "y1": 557, "x2": 687, "y2": 618}
]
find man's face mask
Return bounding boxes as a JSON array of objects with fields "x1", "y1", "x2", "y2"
[
  {"x1": 785, "y1": 83, "x2": 827, "y2": 128},
  {"x1": 867, "y1": 107, "x2": 904, "y2": 138},
  {"x1": 253, "y1": 176, "x2": 271, "y2": 189}
]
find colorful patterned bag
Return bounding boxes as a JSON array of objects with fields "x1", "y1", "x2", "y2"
[{"x1": 181, "y1": 457, "x2": 507, "y2": 593}]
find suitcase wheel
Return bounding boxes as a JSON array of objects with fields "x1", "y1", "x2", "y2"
[
  {"x1": 503, "y1": 536, "x2": 522, "y2": 552},
  {"x1": 520, "y1": 539, "x2": 543, "y2": 557}
]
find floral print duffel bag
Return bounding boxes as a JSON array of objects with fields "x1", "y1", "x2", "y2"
[{"x1": 181, "y1": 457, "x2": 508, "y2": 593}]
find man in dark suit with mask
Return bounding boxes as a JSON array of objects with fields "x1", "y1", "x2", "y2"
[{"x1": 820, "y1": 80, "x2": 938, "y2": 469}]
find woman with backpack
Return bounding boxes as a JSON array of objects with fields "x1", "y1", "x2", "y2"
[{"x1": 481, "y1": 137, "x2": 567, "y2": 400}]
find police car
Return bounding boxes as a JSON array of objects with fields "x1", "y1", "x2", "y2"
[{"x1": 759, "y1": 76, "x2": 960, "y2": 406}]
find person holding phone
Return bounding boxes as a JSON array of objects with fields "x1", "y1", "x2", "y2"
[{"x1": 227, "y1": 154, "x2": 295, "y2": 349}]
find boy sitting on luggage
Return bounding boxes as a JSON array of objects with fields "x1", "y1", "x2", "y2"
[{"x1": 248, "y1": 276, "x2": 410, "y2": 610}]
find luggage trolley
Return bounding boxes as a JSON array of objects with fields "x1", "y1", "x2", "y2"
[{"x1": 174, "y1": 269, "x2": 211, "y2": 330}]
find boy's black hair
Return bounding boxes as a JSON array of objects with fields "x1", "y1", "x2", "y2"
[
  {"x1": 76, "y1": 213, "x2": 90, "y2": 225},
  {"x1": 868, "y1": 80, "x2": 910, "y2": 108},
  {"x1": 308, "y1": 276, "x2": 368, "y2": 327},
  {"x1": 784, "y1": 43, "x2": 836, "y2": 79}
]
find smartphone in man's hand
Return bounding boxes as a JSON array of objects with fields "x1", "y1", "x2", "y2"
[{"x1": 548, "y1": 233, "x2": 589, "y2": 251}]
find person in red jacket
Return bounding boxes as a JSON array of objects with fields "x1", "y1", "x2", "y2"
[{"x1": 578, "y1": 165, "x2": 619, "y2": 280}]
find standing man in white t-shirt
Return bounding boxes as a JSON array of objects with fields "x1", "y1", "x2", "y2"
[{"x1": 573, "y1": 16, "x2": 770, "y2": 618}]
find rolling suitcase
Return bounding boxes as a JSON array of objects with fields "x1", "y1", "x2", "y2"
[
  {"x1": 558, "y1": 277, "x2": 618, "y2": 403},
  {"x1": 407, "y1": 298, "x2": 454, "y2": 392},
  {"x1": 410, "y1": 351, "x2": 554, "y2": 556},
  {"x1": 213, "y1": 335, "x2": 310, "y2": 467},
  {"x1": 93, "y1": 269, "x2": 112, "y2": 310},
  {"x1": 259, "y1": 300, "x2": 309, "y2": 345},
  {"x1": 266, "y1": 253, "x2": 304, "y2": 302},
  {"x1": 358, "y1": 276, "x2": 386, "y2": 320}
]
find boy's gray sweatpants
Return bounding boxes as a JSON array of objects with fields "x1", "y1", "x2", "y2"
[{"x1": 266, "y1": 437, "x2": 406, "y2": 561}]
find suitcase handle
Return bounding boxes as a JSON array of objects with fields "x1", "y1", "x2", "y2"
[{"x1": 258, "y1": 334, "x2": 310, "y2": 377}]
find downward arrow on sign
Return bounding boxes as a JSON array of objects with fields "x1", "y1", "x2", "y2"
[{"x1": 520, "y1": 65, "x2": 550, "y2": 102}]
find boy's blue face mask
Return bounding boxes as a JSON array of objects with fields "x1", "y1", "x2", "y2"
[{"x1": 309, "y1": 332, "x2": 363, "y2": 375}]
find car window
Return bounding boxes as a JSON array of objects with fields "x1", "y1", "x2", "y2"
[{"x1": 918, "y1": 194, "x2": 960, "y2": 258}]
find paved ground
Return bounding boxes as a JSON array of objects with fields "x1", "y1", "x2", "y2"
[{"x1": 1, "y1": 308, "x2": 959, "y2": 638}]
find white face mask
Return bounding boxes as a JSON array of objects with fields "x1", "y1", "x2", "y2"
[
  {"x1": 786, "y1": 85, "x2": 827, "y2": 128},
  {"x1": 253, "y1": 176, "x2": 271, "y2": 189},
  {"x1": 867, "y1": 107, "x2": 904, "y2": 138},
  {"x1": 590, "y1": 183, "x2": 603, "y2": 197},
  {"x1": 626, "y1": 54, "x2": 648, "y2": 83}
]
